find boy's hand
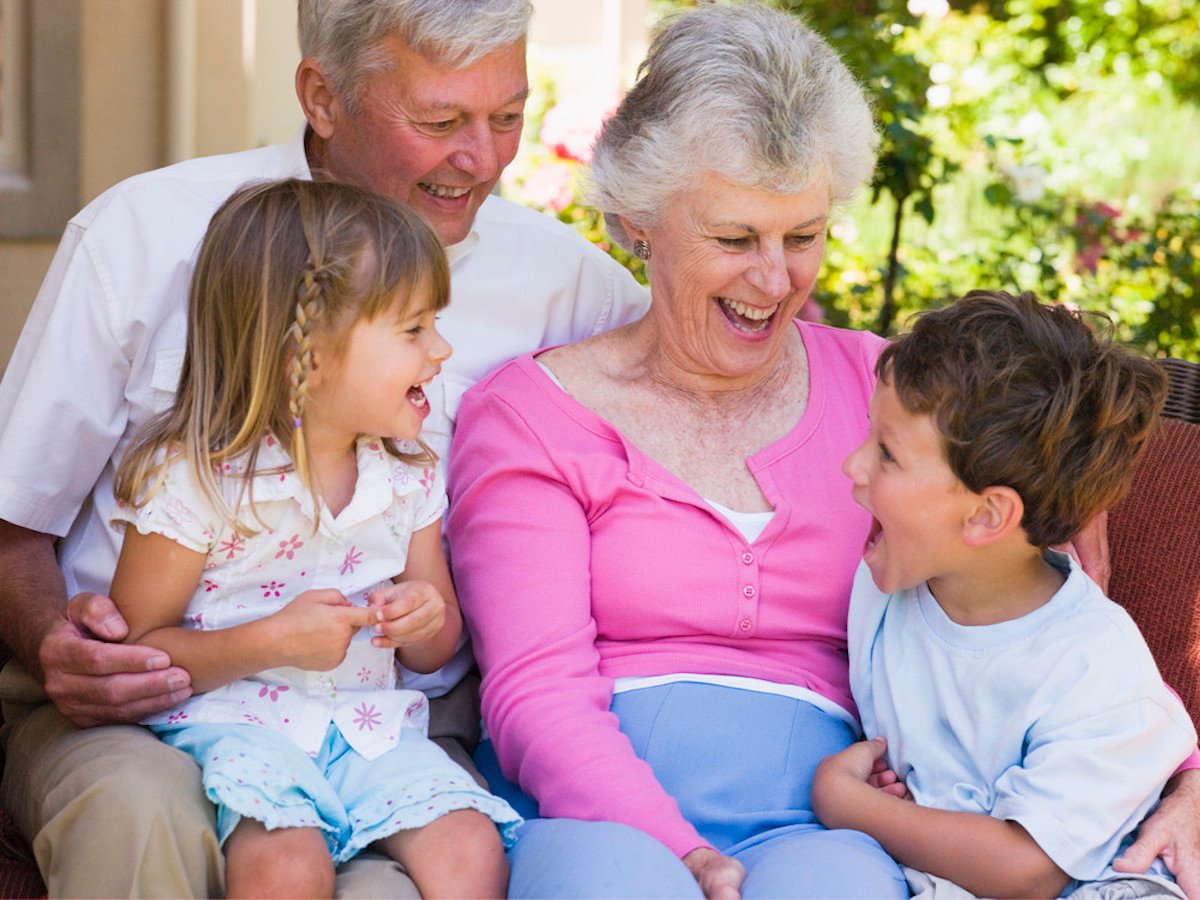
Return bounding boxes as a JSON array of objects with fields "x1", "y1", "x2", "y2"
[
  {"x1": 868, "y1": 752, "x2": 913, "y2": 800},
  {"x1": 367, "y1": 581, "x2": 446, "y2": 649},
  {"x1": 271, "y1": 588, "x2": 375, "y2": 671}
]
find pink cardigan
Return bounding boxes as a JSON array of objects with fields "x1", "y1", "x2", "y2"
[{"x1": 447, "y1": 321, "x2": 885, "y2": 858}]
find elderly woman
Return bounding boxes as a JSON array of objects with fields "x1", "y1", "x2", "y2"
[{"x1": 446, "y1": 4, "x2": 1200, "y2": 898}]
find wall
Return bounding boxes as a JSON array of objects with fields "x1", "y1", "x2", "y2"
[{"x1": 0, "y1": 0, "x2": 642, "y2": 375}]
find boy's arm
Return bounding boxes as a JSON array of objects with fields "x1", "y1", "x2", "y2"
[
  {"x1": 813, "y1": 738, "x2": 1070, "y2": 899},
  {"x1": 111, "y1": 529, "x2": 375, "y2": 693}
]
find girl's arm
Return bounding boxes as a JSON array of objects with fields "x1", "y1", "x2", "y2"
[
  {"x1": 112, "y1": 528, "x2": 375, "y2": 693},
  {"x1": 369, "y1": 518, "x2": 462, "y2": 674},
  {"x1": 812, "y1": 738, "x2": 1070, "y2": 899}
]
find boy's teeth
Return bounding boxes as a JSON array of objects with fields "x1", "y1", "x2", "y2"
[{"x1": 721, "y1": 298, "x2": 778, "y2": 321}]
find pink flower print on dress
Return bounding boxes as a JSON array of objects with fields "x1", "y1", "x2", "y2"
[
  {"x1": 261, "y1": 581, "x2": 285, "y2": 599},
  {"x1": 357, "y1": 666, "x2": 372, "y2": 684},
  {"x1": 258, "y1": 684, "x2": 290, "y2": 702},
  {"x1": 163, "y1": 500, "x2": 195, "y2": 528},
  {"x1": 203, "y1": 578, "x2": 219, "y2": 593},
  {"x1": 353, "y1": 703, "x2": 382, "y2": 731},
  {"x1": 405, "y1": 697, "x2": 427, "y2": 719},
  {"x1": 420, "y1": 467, "x2": 437, "y2": 497},
  {"x1": 243, "y1": 713, "x2": 265, "y2": 725},
  {"x1": 340, "y1": 546, "x2": 362, "y2": 576},
  {"x1": 217, "y1": 533, "x2": 246, "y2": 559},
  {"x1": 276, "y1": 534, "x2": 304, "y2": 560},
  {"x1": 167, "y1": 710, "x2": 189, "y2": 724}
]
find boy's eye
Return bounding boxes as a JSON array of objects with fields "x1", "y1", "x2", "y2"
[{"x1": 405, "y1": 325, "x2": 424, "y2": 336}]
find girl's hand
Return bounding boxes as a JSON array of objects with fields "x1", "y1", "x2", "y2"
[
  {"x1": 271, "y1": 588, "x2": 375, "y2": 671},
  {"x1": 683, "y1": 847, "x2": 745, "y2": 900},
  {"x1": 367, "y1": 581, "x2": 446, "y2": 649}
]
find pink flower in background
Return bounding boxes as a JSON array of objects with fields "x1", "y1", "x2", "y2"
[
  {"x1": 539, "y1": 96, "x2": 617, "y2": 164},
  {"x1": 521, "y1": 159, "x2": 577, "y2": 212}
]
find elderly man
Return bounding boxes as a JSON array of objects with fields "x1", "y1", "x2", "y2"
[{"x1": 0, "y1": 2, "x2": 646, "y2": 896}]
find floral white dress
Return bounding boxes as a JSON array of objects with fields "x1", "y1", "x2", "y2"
[{"x1": 111, "y1": 434, "x2": 521, "y2": 859}]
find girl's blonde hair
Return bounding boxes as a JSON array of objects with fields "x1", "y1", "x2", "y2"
[{"x1": 115, "y1": 178, "x2": 450, "y2": 530}]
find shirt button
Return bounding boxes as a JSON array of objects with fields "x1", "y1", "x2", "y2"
[
  {"x1": 739, "y1": 618, "x2": 753, "y2": 631},
  {"x1": 741, "y1": 552, "x2": 754, "y2": 565},
  {"x1": 742, "y1": 584, "x2": 756, "y2": 598}
]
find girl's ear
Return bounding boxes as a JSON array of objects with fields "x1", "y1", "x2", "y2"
[{"x1": 962, "y1": 486, "x2": 1024, "y2": 548}]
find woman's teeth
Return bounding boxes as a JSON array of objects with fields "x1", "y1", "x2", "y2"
[{"x1": 720, "y1": 298, "x2": 778, "y2": 332}]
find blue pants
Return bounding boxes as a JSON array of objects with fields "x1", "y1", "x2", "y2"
[{"x1": 479, "y1": 681, "x2": 909, "y2": 898}]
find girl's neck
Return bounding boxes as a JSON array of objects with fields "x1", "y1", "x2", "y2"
[{"x1": 301, "y1": 425, "x2": 359, "y2": 519}]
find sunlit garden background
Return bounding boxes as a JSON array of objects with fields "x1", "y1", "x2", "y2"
[{"x1": 504, "y1": 0, "x2": 1200, "y2": 360}]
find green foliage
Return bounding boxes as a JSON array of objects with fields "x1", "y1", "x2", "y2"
[{"x1": 510, "y1": 0, "x2": 1200, "y2": 360}]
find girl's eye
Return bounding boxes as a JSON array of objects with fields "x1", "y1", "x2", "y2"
[{"x1": 879, "y1": 443, "x2": 895, "y2": 464}]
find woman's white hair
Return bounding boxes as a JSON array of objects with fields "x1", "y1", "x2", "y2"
[
  {"x1": 587, "y1": 1, "x2": 879, "y2": 250},
  {"x1": 298, "y1": 0, "x2": 533, "y2": 111}
]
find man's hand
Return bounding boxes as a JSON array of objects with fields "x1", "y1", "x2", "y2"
[
  {"x1": 683, "y1": 847, "x2": 745, "y2": 900},
  {"x1": 1113, "y1": 768, "x2": 1200, "y2": 897},
  {"x1": 39, "y1": 592, "x2": 192, "y2": 727}
]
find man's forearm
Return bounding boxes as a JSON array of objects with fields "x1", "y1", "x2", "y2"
[{"x1": 0, "y1": 518, "x2": 70, "y2": 680}]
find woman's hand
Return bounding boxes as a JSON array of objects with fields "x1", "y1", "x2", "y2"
[
  {"x1": 683, "y1": 847, "x2": 745, "y2": 900},
  {"x1": 270, "y1": 588, "x2": 374, "y2": 671},
  {"x1": 1113, "y1": 768, "x2": 1200, "y2": 897}
]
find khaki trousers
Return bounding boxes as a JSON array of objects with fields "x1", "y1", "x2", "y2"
[{"x1": 0, "y1": 661, "x2": 483, "y2": 898}]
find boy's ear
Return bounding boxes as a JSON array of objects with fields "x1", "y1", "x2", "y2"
[{"x1": 962, "y1": 486, "x2": 1024, "y2": 547}]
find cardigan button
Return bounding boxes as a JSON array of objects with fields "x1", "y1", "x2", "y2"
[
  {"x1": 742, "y1": 584, "x2": 756, "y2": 598},
  {"x1": 741, "y1": 551, "x2": 754, "y2": 565},
  {"x1": 739, "y1": 618, "x2": 753, "y2": 631}
]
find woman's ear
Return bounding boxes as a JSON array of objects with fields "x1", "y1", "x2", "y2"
[
  {"x1": 962, "y1": 486, "x2": 1024, "y2": 548},
  {"x1": 296, "y1": 59, "x2": 338, "y2": 141},
  {"x1": 619, "y1": 216, "x2": 647, "y2": 247}
]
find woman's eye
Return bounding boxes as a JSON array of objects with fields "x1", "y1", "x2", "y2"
[
  {"x1": 787, "y1": 233, "x2": 818, "y2": 249},
  {"x1": 717, "y1": 236, "x2": 752, "y2": 248}
]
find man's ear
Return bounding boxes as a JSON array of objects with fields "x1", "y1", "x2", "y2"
[
  {"x1": 962, "y1": 485, "x2": 1024, "y2": 547},
  {"x1": 296, "y1": 58, "x2": 338, "y2": 140}
]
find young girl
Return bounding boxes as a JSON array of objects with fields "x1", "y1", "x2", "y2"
[{"x1": 109, "y1": 178, "x2": 521, "y2": 898}]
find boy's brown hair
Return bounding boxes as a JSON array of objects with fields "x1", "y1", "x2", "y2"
[{"x1": 878, "y1": 290, "x2": 1167, "y2": 547}]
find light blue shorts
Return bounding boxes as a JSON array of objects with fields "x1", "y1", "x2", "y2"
[
  {"x1": 479, "y1": 681, "x2": 908, "y2": 898},
  {"x1": 154, "y1": 721, "x2": 522, "y2": 864}
]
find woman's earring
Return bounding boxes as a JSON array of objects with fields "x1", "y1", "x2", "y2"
[{"x1": 633, "y1": 239, "x2": 651, "y2": 260}]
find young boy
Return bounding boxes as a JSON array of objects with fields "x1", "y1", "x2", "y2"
[{"x1": 812, "y1": 290, "x2": 1197, "y2": 899}]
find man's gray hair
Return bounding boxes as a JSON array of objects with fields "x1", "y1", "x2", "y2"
[
  {"x1": 298, "y1": 0, "x2": 533, "y2": 109},
  {"x1": 587, "y1": 2, "x2": 878, "y2": 250}
]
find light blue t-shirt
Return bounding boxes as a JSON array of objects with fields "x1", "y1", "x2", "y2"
[{"x1": 848, "y1": 551, "x2": 1196, "y2": 892}]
